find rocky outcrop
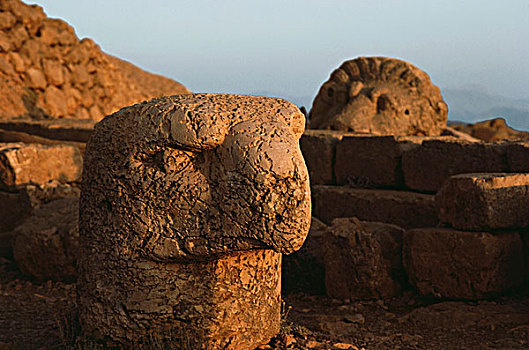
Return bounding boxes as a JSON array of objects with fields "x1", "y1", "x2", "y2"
[
  {"x1": 77, "y1": 94, "x2": 311, "y2": 348},
  {"x1": 450, "y1": 118, "x2": 529, "y2": 142},
  {"x1": 0, "y1": 0, "x2": 190, "y2": 122},
  {"x1": 308, "y1": 56, "x2": 447, "y2": 136}
]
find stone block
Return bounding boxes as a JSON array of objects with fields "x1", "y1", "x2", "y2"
[
  {"x1": 0, "y1": 190, "x2": 31, "y2": 233},
  {"x1": 0, "y1": 118, "x2": 94, "y2": 143},
  {"x1": 436, "y1": 173, "x2": 529, "y2": 230},
  {"x1": 79, "y1": 249, "x2": 281, "y2": 348},
  {"x1": 335, "y1": 135, "x2": 422, "y2": 187},
  {"x1": 0, "y1": 143, "x2": 82, "y2": 190},
  {"x1": 403, "y1": 228, "x2": 525, "y2": 299},
  {"x1": 0, "y1": 181, "x2": 80, "y2": 258},
  {"x1": 12, "y1": 198, "x2": 78, "y2": 281},
  {"x1": 505, "y1": 141, "x2": 529, "y2": 172},
  {"x1": 282, "y1": 217, "x2": 327, "y2": 295},
  {"x1": 401, "y1": 138, "x2": 506, "y2": 192},
  {"x1": 300, "y1": 130, "x2": 349, "y2": 185},
  {"x1": 0, "y1": 129, "x2": 86, "y2": 155},
  {"x1": 322, "y1": 217, "x2": 405, "y2": 300},
  {"x1": 312, "y1": 185, "x2": 437, "y2": 229}
]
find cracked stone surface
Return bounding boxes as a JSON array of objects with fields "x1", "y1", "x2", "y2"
[
  {"x1": 436, "y1": 173, "x2": 529, "y2": 230},
  {"x1": 403, "y1": 228, "x2": 525, "y2": 299},
  {"x1": 77, "y1": 93, "x2": 311, "y2": 348},
  {"x1": 308, "y1": 57, "x2": 447, "y2": 136}
]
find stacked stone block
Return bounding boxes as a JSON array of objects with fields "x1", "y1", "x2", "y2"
[
  {"x1": 404, "y1": 173, "x2": 528, "y2": 299},
  {"x1": 288, "y1": 130, "x2": 529, "y2": 302},
  {"x1": 0, "y1": 141, "x2": 81, "y2": 278}
]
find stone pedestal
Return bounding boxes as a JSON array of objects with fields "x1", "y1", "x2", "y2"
[{"x1": 78, "y1": 249, "x2": 281, "y2": 349}]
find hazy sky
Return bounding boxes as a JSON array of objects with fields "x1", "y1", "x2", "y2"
[{"x1": 23, "y1": 0, "x2": 529, "y2": 108}]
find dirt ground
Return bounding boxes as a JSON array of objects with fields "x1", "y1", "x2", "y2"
[{"x1": 1, "y1": 257, "x2": 528, "y2": 350}]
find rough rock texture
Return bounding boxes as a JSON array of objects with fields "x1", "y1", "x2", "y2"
[
  {"x1": 0, "y1": 190, "x2": 30, "y2": 257},
  {"x1": 312, "y1": 185, "x2": 437, "y2": 229},
  {"x1": 12, "y1": 197, "x2": 78, "y2": 281},
  {"x1": 441, "y1": 127, "x2": 481, "y2": 142},
  {"x1": 335, "y1": 135, "x2": 423, "y2": 188},
  {"x1": 0, "y1": 118, "x2": 94, "y2": 142},
  {"x1": 0, "y1": 142, "x2": 82, "y2": 190},
  {"x1": 78, "y1": 94, "x2": 311, "y2": 347},
  {"x1": 451, "y1": 118, "x2": 529, "y2": 142},
  {"x1": 0, "y1": 190, "x2": 30, "y2": 233},
  {"x1": 322, "y1": 218, "x2": 405, "y2": 300},
  {"x1": 308, "y1": 56, "x2": 448, "y2": 136},
  {"x1": 282, "y1": 217, "x2": 327, "y2": 295},
  {"x1": 0, "y1": 128, "x2": 86, "y2": 155},
  {"x1": 505, "y1": 141, "x2": 529, "y2": 173},
  {"x1": 0, "y1": 181, "x2": 79, "y2": 258},
  {"x1": 436, "y1": 173, "x2": 529, "y2": 231},
  {"x1": 403, "y1": 228, "x2": 525, "y2": 299},
  {"x1": 0, "y1": 0, "x2": 190, "y2": 122},
  {"x1": 401, "y1": 138, "x2": 506, "y2": 192},
  {"x1": 300, "y1": 130, "x2": 351, "y2": 185}
]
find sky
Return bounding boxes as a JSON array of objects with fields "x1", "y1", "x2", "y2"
[{"x1": 23, "y1": 0, "x2": 529, "y2": 110}]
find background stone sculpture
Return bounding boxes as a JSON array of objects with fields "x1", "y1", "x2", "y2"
[
  {"x1": 308, "y1": 56, "x2": 448, "y2": 136},
  {"x1": 77, "y1": 93, "x2": 311, "y2": 348}
]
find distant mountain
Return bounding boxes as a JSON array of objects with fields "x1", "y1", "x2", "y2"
[{"x1": 442, "y1": 88, "x2": 529, "y2": 131}]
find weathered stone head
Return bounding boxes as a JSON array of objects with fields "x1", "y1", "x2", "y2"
[
  {"x1": 77, "y1": 94, "x2": 311, "y2": 347},
  {"x1": 309, "y1": 56, "x2": 448, "y2": 136}
]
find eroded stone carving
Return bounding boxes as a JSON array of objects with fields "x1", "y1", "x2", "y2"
[
  {"x1": 77, "y1": 94, "x2": 311, "y2": 348},
  {"x1": 309, "y1": 56, "x2": 448, "y2": 136}
]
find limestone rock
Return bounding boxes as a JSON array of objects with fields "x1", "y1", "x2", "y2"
[
  {"x1": 403, "y1": 228, "x2": 525, "y2": 299},
  {"x1": 335, "y1": 135, "x2": 423, "y2": 188},
  {"x1": 312, "y1": 185, "x2": 437, "y2": 229},
  {"x1": 0, "y1": 143, "x2": 82, "y2": 190},
  {"x1": 282, "y1": 217, "x2": 327, "y2": 295},
  {"x1": 322, "y1": 218, "x2": 405, "y2": 300},
  {"x1": 0, "y1": 129, "x2": 86, "y2": 155},
  {"x1": 0, "y1": 181, "x2": 80, "y2": 258},
  {"x1": 436, "y1": 173, "x2": 529, "y2": 230},
  {"x1": 401, "y1": 138, "x2": 506, "y2": 192},
  {"x1": 0, "y1": 118, "x2": 94, "y2": 142},
  {"x1": 309, "y1": 56, "x2": 448, "y2": 136},
  {"x1": 0, "y1": 0, "x2": 190, "y2": 121},
  {"x1": 0, "y1": 190, "x2": 31, "y2": 257},
  {"x1": 77, "y1": 94, "x2": 311, "y2": 347},
  {"x1": 12, "y1": 197, "x2": 78, "y2": 281},
  {"x1": 441, "y1": 127, "x2": 481, "y2": 142},
  {"x1": 300, "y1": 130, "x2": 351, "y2": 185},
  {"x1": 505, "y1": 141, "x2": 529, "y2": 173},
  {"x1": 0, "y1": 190, "x2": 31, "y2": 233}
]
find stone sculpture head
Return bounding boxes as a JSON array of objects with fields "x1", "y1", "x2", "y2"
[
  {"x1": 80, "y1": 94, "x2": 311, "y2": 262},
  {"x1": 308, "y1": 56, "x2": 448, "y2": 136}
]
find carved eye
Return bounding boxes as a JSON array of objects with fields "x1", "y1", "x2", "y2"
[
  {"x1": 162, "y1": 150, "x2": 194, "y2": 174},
  {"x1": 143, "y1": 149, "x2": 194, "y2": 174}
]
